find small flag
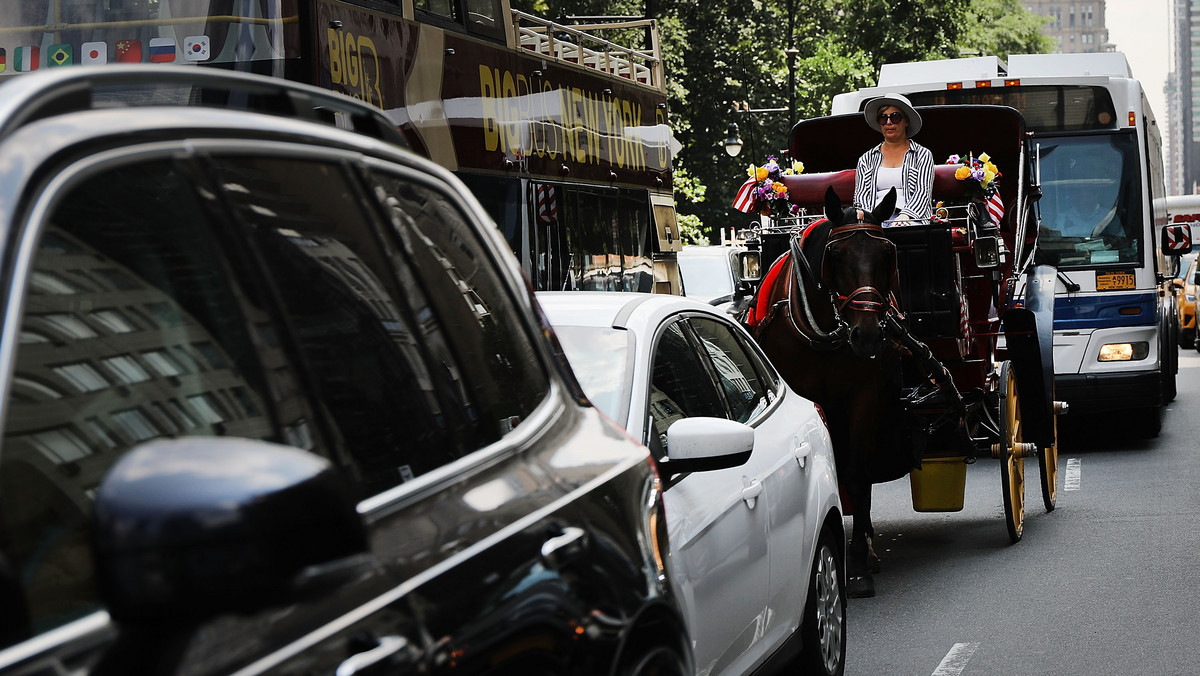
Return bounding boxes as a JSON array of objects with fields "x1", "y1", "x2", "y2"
[
  {"x1": 148, "y1": 37, "x2": 176, "y2": 63},
  {"x1": 536, "y1": 184, "x2": 558, "y2": 224},
  {"x1": 82, "y1": 42, "x2": 107, "y2": 65},
  {"x1": 732, "y1": 177, "x2": 757, "y2": 213},
  {"x1": 0, "y1": 48, "x2": 6, "y2": 73},
  {"x1": 987, "y1": 191, "x2": 1005, "y2": 226},
  {"x1": 14, "y1": 46, "x2": 39, "y2": 72},
  {"x1": 115, "y1": 40, "x2": 142, "y2": 63},
  {"x1": 183, "y1": 35, "x2": 210, "y2": 62},
  {"x1": 48, "y1": 44, "x2": 73, "y2": 67}
]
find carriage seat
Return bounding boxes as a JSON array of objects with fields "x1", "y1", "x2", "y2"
[{"x1": 779, "y1": 165, "x2": 975, "y2": 210}]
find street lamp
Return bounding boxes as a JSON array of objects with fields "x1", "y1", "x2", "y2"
[{"x1": 724, "y1": 122, "x2": 743, "y2": 157}]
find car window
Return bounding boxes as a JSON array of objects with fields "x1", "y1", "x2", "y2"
[
  {"x1": 688, "y1": 316, "x2": 771, "y2": 423},
  {"x1": 0, "y1": 158, "x2": 315, "y2": 648},
  {"x1": 545, "y1": 325, "x2": 634, "y2": 424},
  {"x1": 207, "y1": 158, "x2": 549, "y2": 498},
  {"x1": 647, "y1": 321, "x2": 725, "y2": 450}
]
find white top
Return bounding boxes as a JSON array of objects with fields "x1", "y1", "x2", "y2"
[{"x1": 875, "y1": 165, "x2": 905, "y2": 213}]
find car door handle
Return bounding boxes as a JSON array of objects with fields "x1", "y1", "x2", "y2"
[
  {"x1": 792, "y1": 439, "x2": 812, "y2": 469},
  {"x1": 541, "y1": 526, "x2": 587, "y2": 568},
  {"x1": 741, "y1": 479, "x2": 763, "y2": 505},
  {"x1": 336, "y1": 635, "x2": 412, "y2": 676}
]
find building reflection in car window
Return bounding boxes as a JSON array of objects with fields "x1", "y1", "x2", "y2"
[
  {"x1": 0, "y1": 160, "x2": 295, "y2": 649},
  {"x1": 689, "y1": 317, "x2": 770, "y2": 424},
  {"x1": 648, "y1": 322, "x2": 725, "y2": 452}
]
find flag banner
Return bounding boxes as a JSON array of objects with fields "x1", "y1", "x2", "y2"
[
  {"x1": 82, "y1": 42, "x2": 107, "y2": 65},
  {"x1": 0, "y1": 48, "x2": 6, "y2": 73},
  {"x1": 115, "y1": 40, "x2": 142, "y2": 63},
  {"x1": 987, "y1": 191, "x2": 1005, "y2": 226},
  {"x1": 183, "y1": 36, "x2": 210, "y2": 62},
  {"x1": 48, "y1": 44, "x2": 73, "y2": 68},
  {"x1": 732, "y1": 177, "x2": 757, "y2": 213},
  {"x1": 149, "y1": 38, "x2": 176, "y2": 63},
  {"x1": 536, "y1": 184, "x2": 558, "y2": 224},
  {"x1": 15, "y1": 46, "x2": 39, "y2": 72}
]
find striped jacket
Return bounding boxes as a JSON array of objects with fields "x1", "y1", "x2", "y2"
[{"x1": 853, "y1": 140, "x2": 935, "y2": 220}]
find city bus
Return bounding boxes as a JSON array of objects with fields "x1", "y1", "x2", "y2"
[
  {"x1": 830, "y1": 52, "x2": 1192, "y2": 432},
  {"x1": 1, "y1": 0, "x2": 682, "y2": 293}
]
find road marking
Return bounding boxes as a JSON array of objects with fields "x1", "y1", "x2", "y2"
[
  {"x1": 1064, "y1": 457, "x2": 1081, "y2": 491},
  {"x1": 932, "y1": 642, "x2": 979, "y2": 676}
]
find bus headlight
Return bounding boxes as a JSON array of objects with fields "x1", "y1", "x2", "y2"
[{"x1": 1097, "y1": 342, "x2": 1149, "y2": 361}]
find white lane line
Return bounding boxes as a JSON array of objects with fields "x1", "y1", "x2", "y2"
[
  {"x1": 1064, "y1": 457, "x2": 1082, "y2": 491},
  {"x1": 932, "y1": 642, "x2": 980, "y2": 676}
]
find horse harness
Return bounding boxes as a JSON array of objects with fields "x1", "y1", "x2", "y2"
[{"x1": 780, "y1": 210, "x2": 900, "y2": 351}]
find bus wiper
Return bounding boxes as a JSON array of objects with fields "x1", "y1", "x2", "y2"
[{"x1": 1057, "y1": 270, "x2": 1080, "y2": 293}]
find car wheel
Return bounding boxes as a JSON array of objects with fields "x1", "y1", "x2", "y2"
[
  {"x1": 799, "y1": 530, "x2": 847, "y2": 676},
  {"x1": 623, "y1": 644, "x2": 689, "y2": 676}
]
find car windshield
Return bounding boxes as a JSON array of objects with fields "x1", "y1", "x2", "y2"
[
  {"x1": 1033, "y1": 132, "x2": 1143, "y2": 269},
  {"x1": 679, "y1": 254, "x2": 734, "y2": 299},
  {"x1": 550, "y1": 325, "x2": 634, "y2": 425}
]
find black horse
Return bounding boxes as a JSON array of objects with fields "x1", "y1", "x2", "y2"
[{"x1": 751, "y1": 186, "x2": 916, "y2": 598}]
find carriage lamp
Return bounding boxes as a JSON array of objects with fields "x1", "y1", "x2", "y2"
[
  {"x1": 724, "y1": 123, "x2": 743, "y2": 157},
  {"x1": 1097, "y1": 342, "x2": 1149, "y2": 361}
]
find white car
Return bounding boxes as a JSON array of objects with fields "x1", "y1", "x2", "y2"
[
  {"x1": 677, "y1": 244, "x2": 761, "y2": 319},
  {"x1": 538, "y1": 291, "x2": 847, "y2": 676}
]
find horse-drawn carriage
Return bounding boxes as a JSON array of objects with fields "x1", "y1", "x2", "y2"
[{"x1": 740, "y1": 105, "x2": 1061, "y2": 596}]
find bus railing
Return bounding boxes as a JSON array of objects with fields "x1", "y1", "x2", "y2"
[{"x1": 511, "y1": 10, "x2": 662, "y2": 90}]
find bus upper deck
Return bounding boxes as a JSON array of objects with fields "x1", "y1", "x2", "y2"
[{"x1": 2, "y1": 0, "x2": 683, "y2": 295}]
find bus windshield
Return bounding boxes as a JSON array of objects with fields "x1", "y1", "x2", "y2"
[
  {"x1": 2, "y1": 1, "x2": 298, "y2": 71},
  {"x1": 1034, "y1": 132, "x2": 1143, "y2": 270}
]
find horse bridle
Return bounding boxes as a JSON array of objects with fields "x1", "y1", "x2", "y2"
[{"x1": 786, "y1": 213, "x2": 898, "y2": 350}]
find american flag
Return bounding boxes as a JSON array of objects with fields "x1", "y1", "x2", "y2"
[
  {"x1": 987, "y1": 191, "x2": 1005, "y2": 226},
  {"x1": 536, "y1": 184, "x2": 558, "y2": 224},
  {"x1": 732, "y1": 177, "x2": 757, "y2": 213}
]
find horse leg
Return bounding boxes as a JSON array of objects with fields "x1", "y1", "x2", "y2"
[{"x1": 845, "y1": 479, "x2": 876, "y2": 598}]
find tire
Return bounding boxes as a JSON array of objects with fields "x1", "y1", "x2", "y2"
[
  {"x1": 999, "y1": 361, "x2": 1025, "y2": 543},
  {"x1": 799, "y1": 531, "x2": 847, "y2": 676},
  {"x1": 624, "y1": 644, "x2": 689, "y2": 676}
]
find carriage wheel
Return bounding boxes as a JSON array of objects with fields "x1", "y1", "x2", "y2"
[
  {"x1": 999, "y1": 361, "x2": 1025, "y2": 543},
  {"x1": 1039, "y1": 388, "x2": 1059, "y2": 513}
]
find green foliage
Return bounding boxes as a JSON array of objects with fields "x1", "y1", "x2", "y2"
[{"x1": 515, "y1": 0, "x2": 1052, "y2": 243}]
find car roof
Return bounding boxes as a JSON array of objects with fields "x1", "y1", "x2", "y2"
[
  {"x1": 537, "y1": 291, "x2": 721, "y2": 329},
  {"x1": 679, "y1": 245, "x2": 742, "y2": 257}
]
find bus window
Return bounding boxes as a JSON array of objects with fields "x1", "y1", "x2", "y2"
[{"x1": 1034, "y1": 133, "x2": 1143, "y2": 269}]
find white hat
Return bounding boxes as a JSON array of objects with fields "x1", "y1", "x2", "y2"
[{"x1": 865, "y1": 93, "x2": 922, "y2": 136}]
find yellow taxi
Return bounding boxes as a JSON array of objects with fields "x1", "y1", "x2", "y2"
[{"x1": 1177, "y1": 253, "x2": 1199, "y2": 348}]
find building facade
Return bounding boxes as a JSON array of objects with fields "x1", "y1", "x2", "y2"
[
  {"x1": 1026, "y1": 1, "x2": 1112, "y2": 53},
  {"x1": 1168, "y1": 0, "x2": 1197, "y2": 194}
]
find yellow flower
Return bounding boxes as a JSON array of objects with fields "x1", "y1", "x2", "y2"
[
  {"x1": 978, "y1": 152, "x2": 990, "y2": 163},
  {"x1": 983, "y1": 169, "x2": 996, "y2": 186},
  {"x1": 747, "y1": 164, "x2": 757, "y2": 178},
  {"x1": 773, "y1": 182, "x2": 788, "y2": 196},
  {"x1": 755, "y1": 166, "x2": 770, "y2": 182},
  {"x1": 792, "y1": 161, "x2": 804, "y2": 174},
  {"x1": 984, "y1": 161, "x2": 998, "y2": 175},
  {"x1": 955, "y1": 166, "x2": 972, "y2": 180}
]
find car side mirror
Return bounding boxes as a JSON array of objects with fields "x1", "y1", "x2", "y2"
[
  {"x1": 737, "y1": 251, "x2": 762, "y2": 283},
  {"x1": 660, "y1": 417, "x2": 753, "y2": 473},
  {"x1": 1161, "y1": 223, "x2": 1193, "y2": 255},
  {"x1": 1194, "y1": 270, "x2": 1200, "y2": 285},
  {"x1": 93, "y1": 437, "x2": 369, "y2": 625}
]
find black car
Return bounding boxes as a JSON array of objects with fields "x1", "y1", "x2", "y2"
[{"x1": 0, "y1": 66, "x2": 712, "y2": 675}]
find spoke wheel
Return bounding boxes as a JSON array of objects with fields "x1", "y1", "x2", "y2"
[
  {"x1": 799, "y1": 534, "x2": 846, "y2": 676},
  {"x1": 1039, "y1": 387, "x2": 1058, "y2": 512},
  {"x1": 999, "y1": 361, "x2": 1025, "y2": 543}
]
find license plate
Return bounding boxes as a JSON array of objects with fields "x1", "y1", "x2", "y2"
[{"x1": 1096, "y1": 271, "x2": 1135, "y2": 290}]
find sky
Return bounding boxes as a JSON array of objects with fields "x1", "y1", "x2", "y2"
[{"x1": 1104, "y1": 0, "x2": 1170, "y2": 148}]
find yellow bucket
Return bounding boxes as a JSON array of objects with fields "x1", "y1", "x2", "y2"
[{"x1": 909, "y1": 456, "x2": 967, "y2": 512}]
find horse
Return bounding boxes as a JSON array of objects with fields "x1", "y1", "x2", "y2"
[{"x1": 750, "y1": 186, "x2": 916, "y2": 598}]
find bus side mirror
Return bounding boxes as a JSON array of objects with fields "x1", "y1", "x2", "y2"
[{"x1": 1161, "y1": 223, "x2": 1193, "y2": 255}]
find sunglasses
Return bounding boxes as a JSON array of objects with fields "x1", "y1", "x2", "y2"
[{"x1": 877, "y1": 112, "x2": 905, "y2": 125}]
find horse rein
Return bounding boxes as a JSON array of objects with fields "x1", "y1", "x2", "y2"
[{"x1": 783, "y1": 216, "x2": 899, "y2": 350}]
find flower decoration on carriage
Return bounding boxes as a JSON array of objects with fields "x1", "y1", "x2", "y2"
[
  {"x1": 947, "y1": 152, "x2": 1006, "y2": 226},
  {"x1": 732, "y1": 155, "x2": 805, "y2": 217},
  {"x1": 946, "y1": 152, "x2": 1001, "y2": 198}
]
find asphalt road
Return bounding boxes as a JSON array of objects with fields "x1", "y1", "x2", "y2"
[{"x1": 843, "y1": 351, "x2": 1200, "y2": 676}]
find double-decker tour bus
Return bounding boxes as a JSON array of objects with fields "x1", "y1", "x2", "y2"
[
  {"x1": 830, "y1": 52, "x2": 1191, "y2": 432},
  {"x1": 1, "y1": 0, "x2": 682, "y2": 293}
]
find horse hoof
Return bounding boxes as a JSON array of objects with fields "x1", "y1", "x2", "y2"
[{"x1": 847, "y1": 575, "x2": 876, "y2": 598}]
